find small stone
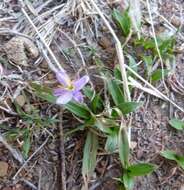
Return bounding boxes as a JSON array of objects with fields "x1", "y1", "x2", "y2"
[
  {"x1": 171, "y1": 16, "x2": 181, "y2": 27},
  {"x1": 52, "y1": 155, "x2": 58, "y2": 161},
  {"x1": 98, "y1": 36, "x2": 112, "y2": 49},
  {"x1": 47, "y1": 73, "x2": 54, "y2": 80},
  {"x1": 40, "y1": 61, "x2": 48, "y2": 69},
  {"x1": 48, "y1": 143, "x2": 56, "y2": 150},
  {"x1": 15, "y1": 95, "x2": 26, "y2": 107},
  {"x1": 0, "y1": 161, "x2": 9, "y2": 177},
  {"x1": 130, "y1": 141, "x2": 137, "y2": 149},
  {"x1": 24, "y1": 104, "x2": 34, "y2": 113}
]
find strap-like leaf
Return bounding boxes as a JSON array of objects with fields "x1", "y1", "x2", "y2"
[
  {"x1": 82, "y1": 131, "x2": 98, "y2": 178},
  {"x1": 119, "y1": 126, "x2": 129, "y2": 168},
  {"x1": 118, "y1": 102, "x2": 142, "y2": 114},
  {"x1": 65, "y1": 101, "x2": 92, "y2": 120},
  {"x1": 169, "y1": 118, "x2": 184, "y2": 130},
  {"x1": 107, "y1": 78, "x2": 124, "y2": 106},
  {"x1": 127, "y1": 163, "x2": 156, "y2": 176}
]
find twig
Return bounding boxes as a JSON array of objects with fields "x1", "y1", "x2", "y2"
[
  {"x1": 13, "y1": 136, "x2": 49, "y2": 180},
  {"x1": 89, "y1": 0, "x2": 132, "y2": 143},
  {"x1": 125, "y1": 64, "x2": 184, "y2": 113},
  {"x1": 90, "y1": 0, "x2": 184, "y2": 114},
  {"x1": 21, "y1": 178, "x2": 38, "y2": 190},
  {"x1": 20, "y1": 1, "x2": 64, "y2": 73},
  {"x1": 0, "y1": 133, "x2": 24, "y2": 164},
  {"x1": 59, "y1": 109, "x2": 66, "y2": 190},
  {"x1": 146, "y1": 0, "x2": 168, "y2": 92}
]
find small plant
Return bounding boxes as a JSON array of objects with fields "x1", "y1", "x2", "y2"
[
  {"x1": 30, "y1": 64, "x2": 156, "y2": 189},
  {"x1": 112, "y1": 9, "x2": 131, "y2": 37},
  {"x1": 169, "y1": 118, "x2": 184, "y2": 130},
  {"x1": 161, "y1": 150, "x2": 184, "y2": 170},
  {"x1": 4, "y1": 103, "x2": 58, "y2": 159}
]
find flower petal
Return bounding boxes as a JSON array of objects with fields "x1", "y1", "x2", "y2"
[
  {"x1": 53, "y1": 88, "x2": 67, "y2": 96},
  {"x1": 56, "y1": 71, "x2": 71, "y2": 87},
  {"x1": 73, "y1": 91, "x2": 83, "y2": 103},
  {"x1": 56, "y1": 91, "x2": 73, "y2": 105},
  {"x1": 73, "y1": 75, "x2": 89, "y2": 91}
]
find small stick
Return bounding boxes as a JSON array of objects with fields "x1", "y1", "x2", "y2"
[
  {"x1": 125, "y1": 64, "x2": 184, "y2": 113},
  {"x1": 59, "y1": 109, "x2": 66, "y2": 190},
  {"x1": 20, "y1": 1, "x2": 64, "y2": 73},
  {"x1": 90, "y1": 0, "x2": 184, "y2": 114},
  {"x1": 146, "y1": 0, "x2": 168, "y2": 92},
  {"x1": 0, "y1": 133, "x2": 24, "y2": 163},
  {"x1": 90, "y1": 0, "x2": 132, "y2": 142},
  {"x1": 13, "y1": 137, "x2": 49, "y2": 180}
]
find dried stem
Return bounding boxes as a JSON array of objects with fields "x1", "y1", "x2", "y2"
[{"x1": 59, "y1": 109, "x2": 66, "y2": 190}]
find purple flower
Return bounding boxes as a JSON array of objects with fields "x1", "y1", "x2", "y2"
[{"x1": 54, "y1": 71, "x2": 89, "y2": 105}]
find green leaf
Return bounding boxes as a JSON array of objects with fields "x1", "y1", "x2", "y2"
[
  {"x1": 95, "y1": 118, "x2": 118, "y2": 134},
  {"x1": 118, "y1": 102, "x2": 142, "y2": 114},
  {"x1": 142, "y1": 55, "x2": 153, "y2": 75},
  {"x1": 105, "y1": 131, "x2": 118, "y2": 153},
  {"x1": 127, "y1": 55, "x2": 138, "y2": 73},
  {"x1": 22, "y1": 129, "x2": 31, "y2": 159},
  {"x1": 65, "y1": 101, "x2": 92, "y2": 120},
  {"x1": 161, "y1": 150, "x2": 184, "y2": 170},
  {"x1": 111, "y1": 107, "x2": 123, "y2": 118},
  {"x1": 123, "y1": 172, "x2": 134, "y2": 190},
  {"x1": 169, "y1": 118, "x2": 184, "y2": 130},
  {"x1": 112, "y1": 9, "x2": 131, "y2": 37},
  {"x1": 160, "y1": 150, "x2": 177, "y2": 160},
  {"x1": 114, "y1": 65, "x2": 122, "y2": 81},
  {"x1": 127, "y1": 163, "x2": 156, "y2": 177},
  {"x1": 91, "y1": 94, "x2": 103, "y2": 113},
  {"x1": 83, "y1": 86, "x2": 95, "y2": 100},
  {"x1": 82, "y1": 131, "x2": 98, "y2": 177},
  {"x1": 30, "y1": 83, "x2": 56, "y2": 103},
  {"x1": 107, "y1": 78, "x2": 124, "y2": 106},
  {"x1": 151, "y1": 69, "x2": 169, "y2": 81},
  {"x1": 159, "y1": 37, "x2": 175, "y2": 56},
  {"x1": 119, "y1": 126, "x2": 129, "y2": 168}
]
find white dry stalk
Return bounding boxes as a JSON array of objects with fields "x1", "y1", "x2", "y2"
[
  {"x1": 0, "y1": 134, "x2": 24, "y2": 163},
  {"x1": 20, "y1": 1, "x2": 64, "y2": 73},
  {"x1": 125, "y1": 65, "x2": 184, "y2": 113},
  {"x1": 146, "y1": 0, "x2": 169, "y2": 92},
  {"x1": 90, "y1": 0, "x2": 132, "y2": 143},
  {"x1": 89, "y1": 0, "x2": 184, "y2": 146},
  {"x1": 128, "y1": 76, "x2": 163, "y2": 99},
  {"x1": 129, "y1": 0, "x2": 142, "y2": 39}
]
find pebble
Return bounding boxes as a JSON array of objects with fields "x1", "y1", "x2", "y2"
[
  {"x1": 40, "y1": 61, "x2": 48, "y2": 69},
  {"x1": 48, "y1": 142, "x2": 56, "y2": 150},
  {"x1": 24, "y1": 104, "x2": 34, "y2": 113},
  {"x1": 171, "y1": 16, "x2": 181, "y2": 27},
  {"x1": 0, "y1": 161, "x2": 9, "y2": 177},
  {"x1": 15, "y1": 95, "x2": 26, "y2": 107},
  {"x1": 130, "y1": 141, "x2": 137, "y2": 149},
  {"x1": 47, "y1": 73, "x2": 54, "y2": 80}
]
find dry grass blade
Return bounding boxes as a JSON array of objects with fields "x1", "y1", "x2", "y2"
[
  {"x1": 146, "y1": 0, "x2": 168, "y2": 92},
  {"x1": 90, "y1": 0, "x2": 184, "y2": 113},
  {"x1": 0, "y1": 133, "x2": 24, "y2": 164},
  {"x1": 125, "y1": 65, "x2": 184, "y2": 113},
  {"x1": 59, "y1": 109, "x2": 66, "y2": 190},
  {"x1": 20, "y1": 1, "x2": 63, "y2": 73},
  {"x1": 90, "y1": 0, "x2": 132, "y2": 143},
  {"x1": 128, "y1": 76, "x2": 163, "y2": 99},
  {"x1": 13, "y1": 136, "x2": 49, "y2": 180}
]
